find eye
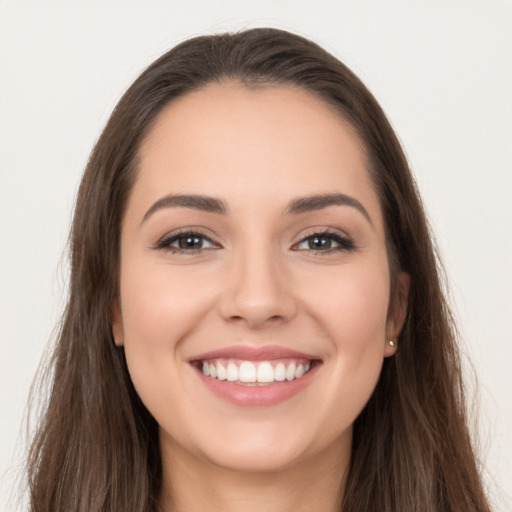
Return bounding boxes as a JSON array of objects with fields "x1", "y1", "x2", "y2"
[
  {"x1": 293, "y1": 230, "x2": 355, "y2": 252},
  {"x1": 156, "y1": 230, "x2": 219, "y2": 253}
]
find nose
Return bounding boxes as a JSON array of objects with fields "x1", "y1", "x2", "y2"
[{"x1": 218, "y1": 244, "x2": 297, "y2": 329}]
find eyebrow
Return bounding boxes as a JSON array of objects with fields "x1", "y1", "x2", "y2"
[
  {"x1": 142, "y1": 194, "x2": 227, "y2": 223},
  {"x1": 142, "y1": 192, "x2": 372, "y2": 226},
  {"x1": 285, "y1": 193, "x2": 373, "y2": 225}
]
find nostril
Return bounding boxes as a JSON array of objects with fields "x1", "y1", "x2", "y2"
[{"x1": 227, "y1": 313, "x2": 286, "y2": 329}]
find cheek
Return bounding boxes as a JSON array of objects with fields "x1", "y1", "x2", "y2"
[
  {"x1": 120, "y1": 257, "x2": 216, "y2": 348},
  {"x1": 297, "y1": 262, "x2": 390, "y2": 417},
  {"x1": 300, "y1": 261, "x2": 390, "y2": 348},
  {"x1": 117, "y1": 257, "x2": 218, "y2": 406}
]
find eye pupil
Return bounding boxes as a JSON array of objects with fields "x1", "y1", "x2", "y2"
[
  {"x1": 309, "y1": 236, "x2": 331, "y2": 249},
  {"x1": 178, "y1": 236, "x2": 202, "y2": 249}
]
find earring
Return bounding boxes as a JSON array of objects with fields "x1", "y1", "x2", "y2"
[{"x1": 388, "y1": 340, "x2": 396, "y2": 347}]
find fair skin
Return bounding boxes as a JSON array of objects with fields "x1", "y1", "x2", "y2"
[{"x1": 112, "y1": 83, "x2": 408, "y2": 512}]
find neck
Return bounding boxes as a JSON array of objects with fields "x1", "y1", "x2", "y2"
[{"x1": 158, "y1": 435, "x2": 351, "y2": 512}]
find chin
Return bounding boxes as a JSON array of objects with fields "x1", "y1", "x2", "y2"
[
  {"x1": 176, "y1": 417, "x2": 351, "y2": 475},
  {"x1": 203, "y1": 439, "x2": 310, "y2": 474}
]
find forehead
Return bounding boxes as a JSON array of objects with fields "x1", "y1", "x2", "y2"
[{"x1": 133, "y1": 82, "x2": 381, "y2": 222}]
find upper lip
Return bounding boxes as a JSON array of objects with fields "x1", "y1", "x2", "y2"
[{"x1": 189, "y1": 344, "x2": 319, "y2": 362}]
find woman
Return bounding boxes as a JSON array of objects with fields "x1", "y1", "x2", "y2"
[{"x1": 26, "y1": 28, "x2": 491, "y2": 511}]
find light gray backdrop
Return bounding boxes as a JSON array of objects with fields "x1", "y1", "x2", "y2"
[{"x1": 1, "y1": 1, "x2": 511, "y2": 510}]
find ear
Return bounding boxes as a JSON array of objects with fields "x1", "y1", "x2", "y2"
[
  {"x1": 384, "y1": 272, "x2": 410, "y2": 357},
  {"x1": 111, "y1": 299, "x2": 125, "y2": 347}
]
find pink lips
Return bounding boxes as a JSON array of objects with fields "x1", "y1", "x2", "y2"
[
  {"x1": 189, "y1": 345, "x2": 320, "y2": 407},
  {"x1": 190, "y1": 344, "x2": 317, "y2": 362}
]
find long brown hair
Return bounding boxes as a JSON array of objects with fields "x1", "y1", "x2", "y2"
[{"x1": 27, "y1": 28, "x2": 491, "y2": 511}]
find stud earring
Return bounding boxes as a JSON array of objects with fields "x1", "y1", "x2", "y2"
[{"x1": 388, "y1": 340, "x2": 396, "y2": 347}]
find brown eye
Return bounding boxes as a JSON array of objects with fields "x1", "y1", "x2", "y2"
[
  {"x1": 307, "y1": 236, "x2": 333, "y2": 250},
  {"x1": 178, "y1": 235, "x2": 204, "y2": 249},
  {"x1": 157, "y1": 231, "x2": 219, "y2": 253},
  {"x1": 294, "y1": 231, "x2": 355, "y2": 252}
]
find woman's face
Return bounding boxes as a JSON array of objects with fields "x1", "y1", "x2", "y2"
[{"x1": 113, "y1": 83, "x2": 406, "y2": 473}]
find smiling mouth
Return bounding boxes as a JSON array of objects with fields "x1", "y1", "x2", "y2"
[{"x1": 192, "y1": 358, "x2": 320, "y2": 386}]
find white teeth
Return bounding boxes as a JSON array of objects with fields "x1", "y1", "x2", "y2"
[
  {"x1": 257, "y1": 362, "x2": 275, "y2": 383},
  {"x1": 286, "y1": 362, "x2": 296, "y2": 381},
  {"x1": 239, "y1": 361, "x2": 257, "y2": 382},
  {"x1": 274, "y1": 363, "x2": 286, "y2": 382},
  {"x1": 201, "y1": 359, "x2": 313, "y2": 384},
  {"x1": 226, "y1": 362, "x2": 239, "y2": 382},
  {"x1": 216, "y1": 362, "x2": 227, "y2": 380}
]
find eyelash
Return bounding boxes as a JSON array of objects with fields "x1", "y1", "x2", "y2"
[
  {"x1": 155, "y1": 229, "x2": 355, "y2": 254},
  {"x1": 156, "y1": 229, "x2": 218, "y2": 254},
  {"x1": 292, "y1": 230, "x2": 356, "y2": 254}
]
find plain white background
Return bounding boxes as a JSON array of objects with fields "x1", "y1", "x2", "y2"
[{"x1": 1, "y1": 1, "x2": 511, "y2": 510}]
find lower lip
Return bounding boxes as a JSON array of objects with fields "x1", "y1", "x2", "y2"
[{"x1": 194, "y1": 364, "x2": 319, "y2": 407}]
